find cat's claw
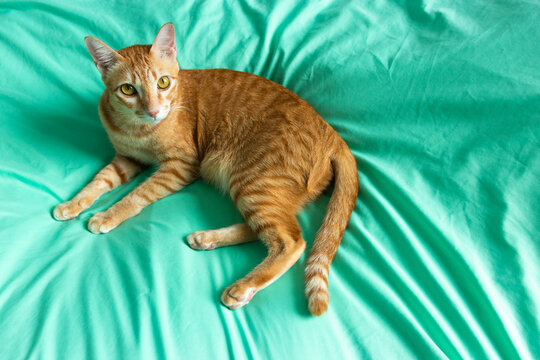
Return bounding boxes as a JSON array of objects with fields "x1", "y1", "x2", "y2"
[
  {"x1": 221, "y1": 283, "x2": 257, "y2": 310},
  {"x1": 186, "y1": 231, "x2": 217, "y2": 250},
  {"x1": 53, "y1": 201, "x2": 82, "y2": 221},
  {"x1": 88, "y1": 212, "x2": 117, "y2": 234}
]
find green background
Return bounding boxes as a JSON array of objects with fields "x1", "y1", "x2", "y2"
[{"x1": 0, "y1": 0, "x2": 538, "y2": 359}]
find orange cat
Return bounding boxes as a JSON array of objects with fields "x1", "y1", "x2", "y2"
[{"x1": 53, "y1": 23, "x2": 359, "y2": 315}]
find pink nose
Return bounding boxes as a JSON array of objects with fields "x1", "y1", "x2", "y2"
[{"x1": 147, "y1": 109, "x2": 159, "y2": 118}]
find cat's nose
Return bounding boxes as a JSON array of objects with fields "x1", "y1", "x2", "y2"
[{"x1": 147, "y1": 109, "x2": 159, "y2": 118}]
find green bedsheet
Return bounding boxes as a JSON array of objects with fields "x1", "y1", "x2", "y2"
[{"x1": 1, "y1": 0, "x2": 538, "y2": 358}]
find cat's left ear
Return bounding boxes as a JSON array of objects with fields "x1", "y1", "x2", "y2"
[{"x1": 150, "y1": 23, "x2": 177, "y2": 60}]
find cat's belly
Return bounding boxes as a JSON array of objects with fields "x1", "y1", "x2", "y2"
[{"x1": 199, "y1": 152, "x2": 233, "y2": 193}]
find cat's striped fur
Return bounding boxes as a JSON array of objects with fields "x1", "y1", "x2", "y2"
[{"x1": 54, "y1": 23, "x2": 358, "y2": 315}]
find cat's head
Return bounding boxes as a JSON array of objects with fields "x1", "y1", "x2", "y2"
[{"x1": 84, "y1": 23, "x2": 179, "y2": 124}]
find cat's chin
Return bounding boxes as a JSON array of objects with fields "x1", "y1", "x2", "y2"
[{"x1": 139, "y1": 116, "x2": 162, "y2": 124}]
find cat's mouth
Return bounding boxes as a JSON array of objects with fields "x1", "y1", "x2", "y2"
[{"x1": 139, "y1": 109, "x2": 169, "y2": 124}]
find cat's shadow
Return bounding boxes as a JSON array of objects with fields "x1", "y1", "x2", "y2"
[{"x1": 35, "y1": 98, "x2": 113, "y2": 162}]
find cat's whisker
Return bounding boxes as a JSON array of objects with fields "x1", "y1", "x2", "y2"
[{"x1": 171, "y1": 105, "x2": 190, "y2": 112}]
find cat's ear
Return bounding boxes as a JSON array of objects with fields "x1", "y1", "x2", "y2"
[
  {"x1": 84, "y1": 36, "x2": 122, "y2": 74},
  {"x1": 150, "y1": 23, "x2": 176, "y2": 60}
]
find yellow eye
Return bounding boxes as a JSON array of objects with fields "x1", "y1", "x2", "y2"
[
  {"x1": 157, "y1": 76, "x2": 170, "y2": 89},
  {"x1": 120, "y1": 84, "x2": 136, "y2": 96}
]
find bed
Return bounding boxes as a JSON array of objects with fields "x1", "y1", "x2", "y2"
[{"x1": 0, "y1": 0, "x2": 538, "y2": 358}]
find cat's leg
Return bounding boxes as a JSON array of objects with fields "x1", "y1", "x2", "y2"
[
  {"x1": 88, "y1": 157, "x2": 197, "y2": 234},
  {"x1": 53, "y1": 155, "x2": 143, "y2": 220},
  {"x1": 187, "y1": 223, "x2": 257, "y2": 250},
  {"x1": 220, "y1": 208, "x2": 305, "y2": 310}
]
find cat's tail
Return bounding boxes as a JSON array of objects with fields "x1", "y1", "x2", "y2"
[{"x1": 305, "y1": 140, "x2": 358, "y2": 316}]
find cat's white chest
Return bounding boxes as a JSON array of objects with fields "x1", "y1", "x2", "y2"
[
  {"x1": 99, "y1": 106, "x2": 159, "y2": 164},
  {"x1": 111, "y1": 134, "x2": 157, "y2": 164}
]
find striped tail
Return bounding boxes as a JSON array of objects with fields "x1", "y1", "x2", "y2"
[{"x1": 305, "y1": 143, "x2": 358, "y2": 315}]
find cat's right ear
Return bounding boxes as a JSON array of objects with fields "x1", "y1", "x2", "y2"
[
  {"x1": 84, "y1": 37, "x2": 121, "y2": 74},
  {"x1": 150, "y1": 23, "x2": 176, "y2": 61}
]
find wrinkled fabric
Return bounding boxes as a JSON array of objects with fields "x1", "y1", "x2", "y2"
[{"x1": 0, "y1": 0, "x2": 538, "y2": 359}]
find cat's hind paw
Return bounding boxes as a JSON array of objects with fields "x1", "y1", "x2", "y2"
[
  {"x1": 186, "y1": 231, "x2": 217, "y2": 250},
  {"x1": 221, "y1": 283, "x2": 257, "y2": 310}
]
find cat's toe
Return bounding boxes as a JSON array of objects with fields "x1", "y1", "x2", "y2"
[
  {"x1": 88, "y1": 212, "x2": 117, "y2": 234},
  {"x1": 53, "y1": 202, "x2": 82, "y2": 221},
  {"x1": 186, "y1": 231, "x2": 217, "y2": 250},
  {"x1": 221, "y1": 283, "x2": 257, "y2": 310}
]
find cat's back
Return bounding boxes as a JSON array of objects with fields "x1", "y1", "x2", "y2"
[
  {"x1": 181, "y1": 68, "x2": 320, "y2": 121},
  {"x1": 180, "y1": 68, "x2": 338, "y2": 195},
  {"x1": 180, "y1": 68, "x2": 332, "y2": 142}
]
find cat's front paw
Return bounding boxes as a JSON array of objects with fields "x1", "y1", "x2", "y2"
[
  {"x1": 88, "y1": 212, "x2": 118, "y2": 234},
  {"x1": 53, "y1": 201, "x2": 83, "y2": 221},
  {"x1": 221, "y1": 282, "x2": 257, "y2": 310}
]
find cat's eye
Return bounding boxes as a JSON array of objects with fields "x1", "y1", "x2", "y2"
[
  {"x1": 120, "y1": 84, "x2": 136, "y2": 96},
  {"x1": 157, "y1": 76, "x2": 170, "y2": 89}
]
